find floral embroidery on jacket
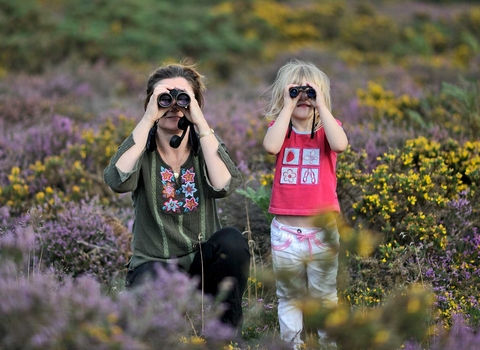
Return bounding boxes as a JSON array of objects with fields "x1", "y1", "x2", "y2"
[
  {"x1": 162, "y1": 182, "x2": 176, "y2": 198},
  {"x1": 160, "y1": 166, "x2": 199, "y2": 213}
]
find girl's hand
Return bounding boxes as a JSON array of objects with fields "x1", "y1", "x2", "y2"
[
  {"x1": 306, "y1": 82, "x2": 327, "y2": 109},
  {"x1": 283, "y1": 84, "x2": 301, "y2": 111}
]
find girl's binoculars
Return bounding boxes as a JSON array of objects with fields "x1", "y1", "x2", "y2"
[
  {"x1": 157, "y1": 88, "x2": 191, "y2": 108},
  {"x1": 289, "y1": 86, "x2": 316, "y2": 99}
]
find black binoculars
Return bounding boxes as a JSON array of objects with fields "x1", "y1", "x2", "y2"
[
  {"x1": 289, "y1": 86, "x2": 316, "y2": 99},
  {"x1": 157, "y1": 88, "x2": 191, "y2": 108}
]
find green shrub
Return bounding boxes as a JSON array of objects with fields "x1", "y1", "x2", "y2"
[
  {"x1": 0, "y1": 0, "x2": 266, "y2": 77},
  {"x1": 339, "y1": 10, "x2": 399, "y2": 53}
]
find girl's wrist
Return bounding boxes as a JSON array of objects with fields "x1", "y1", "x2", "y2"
[
  {"x1": 282, "y1": 104, "x2": 296, "y2": 113},
  {"x1": 316, "y1": 103, "x2": 328, "y2": 110}
]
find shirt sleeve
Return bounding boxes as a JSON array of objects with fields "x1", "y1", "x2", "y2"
[{"x1": 103, "y1": 133, "x2": 144, "y2": 193}]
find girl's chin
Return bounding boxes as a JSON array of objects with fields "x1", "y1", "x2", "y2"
[{"x1": 292, "y1": 114, "x2": 313, "y2": 120}]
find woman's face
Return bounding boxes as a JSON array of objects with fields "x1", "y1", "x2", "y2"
[{"x1": 155, "y1": 77, "x2": 193, "y2": 132}]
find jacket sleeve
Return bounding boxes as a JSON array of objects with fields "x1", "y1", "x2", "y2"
[{"x1": 103, "y1": 134, "x2": 144, "y2": 193}]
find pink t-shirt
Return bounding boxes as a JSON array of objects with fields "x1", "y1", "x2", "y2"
[{"x1": 268, "y1": 122, "x2": 341, "y2": 216}]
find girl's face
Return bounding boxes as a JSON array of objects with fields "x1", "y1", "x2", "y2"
[{"x1": 290, "y1": 79, "x2": 314, "y2": 122}]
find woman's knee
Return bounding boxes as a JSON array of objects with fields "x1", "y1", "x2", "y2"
[
  {"x1": 210, "y1": 227, "x2": 249, "y2": 255},
  {"x1": 125, "y1": 261, "x2": 167, "y2": 288}
]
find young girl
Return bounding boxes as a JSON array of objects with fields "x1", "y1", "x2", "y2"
[{"x1": 263, "y1": 59, "x2": 348, "y2": 348}]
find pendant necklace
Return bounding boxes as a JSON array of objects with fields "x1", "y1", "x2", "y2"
[{"x1": 158, "y1": 146, "x2": 189, "y2": 180}]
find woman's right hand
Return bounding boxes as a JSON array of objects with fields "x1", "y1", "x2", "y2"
[{"x1": 143, "y1": 84, "x2": 173, "y2": 124}]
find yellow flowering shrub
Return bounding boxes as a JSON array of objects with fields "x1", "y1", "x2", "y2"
[
  {"x1": 357, "y1": 81, "x2": 420, "y2": 125},
  {"x1": 338, "y1": 137, "x2": 478, "y2": 248},
  {"x1": 336, "y1": 137, "x2": 479, "y2": 320}
]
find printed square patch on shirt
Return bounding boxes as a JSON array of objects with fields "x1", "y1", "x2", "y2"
[
  {"x1": 302, "y1": 149, "x2": 320, "y2": 165},
  {"x1": 280, "y1": 167, "x2": 298, "y2": 184},
  {"x1": 300, "y1": 168, "x2": 319, "y2": 184},
  {"x1": 283, "y1": 148, "x2": 300, "y2": 165}
]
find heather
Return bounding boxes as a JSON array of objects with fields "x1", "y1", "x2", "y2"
[
  {"x1": 1, "y1": 0, "x2": 480, "y2": 349},
  {"x1": 0, "y1": 226, "x2": 234, "y2": 349}
]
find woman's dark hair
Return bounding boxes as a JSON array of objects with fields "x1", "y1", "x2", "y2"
[{"x1": 144, "y1": 60, "x2": 206, "y2": 110}]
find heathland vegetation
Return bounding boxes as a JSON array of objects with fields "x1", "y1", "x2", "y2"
[{"x1": 1, "y1": 0, "x2": 479, "y2": 349}]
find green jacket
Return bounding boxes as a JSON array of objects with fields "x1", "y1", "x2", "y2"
[{"x1": 104, "y1": 133, "x2": 243, "y2": 271}]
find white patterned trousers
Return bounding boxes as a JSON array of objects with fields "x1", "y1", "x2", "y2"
[{"x1": 270, "y1": 217, "x2": 339, "y2": 346}]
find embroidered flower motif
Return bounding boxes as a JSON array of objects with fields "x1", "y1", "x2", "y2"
[
  {"x1": 181, "y1": 182, "x2": 197, "y2": 197},
  {"x1": 283, "y1": 168, "x2": 297, "y2": 183},
  {"x1": 159, "y1": 166, "x2": 198, "y2": 213},
  {"x1": 162, "y1": 182, "x2": 176, "y2": 198},
  {"x1": 184, "y1": 197, "x2": 199, "y2": 212},
  {"x1": 160, "y1": 167, "x2": 175, "y2": 182},
  {"x1": 163, "y1": 198, "x2": 183, "y2": 212},
  {"x1": 182, "y1": 169, "x2": 195, "y2": 183}
]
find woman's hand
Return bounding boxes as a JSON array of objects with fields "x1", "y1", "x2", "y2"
[
  {"x1": 144, "y1": 84, "x2": 180, "y2": 124},
  {"x1": 180, "y1": 89, "x2": 205, "y2": 127}
]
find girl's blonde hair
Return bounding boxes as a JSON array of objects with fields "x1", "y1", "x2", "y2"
[{"x1": 265, "y1": 59, "x2": 331, "y2": 130}]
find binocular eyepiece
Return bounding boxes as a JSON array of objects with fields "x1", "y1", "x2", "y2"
[
  {"x1": 289, "y1": 86, "x2": 316, "y2": 99},
  {"x1": 157, "y1": 88, "x2": 191, "y2": 108}
]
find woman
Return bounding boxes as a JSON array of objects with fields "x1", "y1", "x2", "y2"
[{"x1": 104, "y1": 61, "x2": 249, "y2": 328}]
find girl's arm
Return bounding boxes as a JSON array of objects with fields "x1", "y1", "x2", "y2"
[
  {"x1": 263, "y1": 85, "x2": 298, "y2": 155},
  {"x1": 309, "y1": 82, "x2": 348, "y2": 153},
  {"x1": 318, "y1": 104, "x2": 348, "y2": 153},
  {"x1": 263, "y1": 108, "x2": 292, "y2": 155}
]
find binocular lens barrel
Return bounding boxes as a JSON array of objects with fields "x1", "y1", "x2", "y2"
[
  {"x1": 289, "y1": 86, "x2": 316, "y2": 99},
  {"x1": 157, "y1": 89, "x2": 191, "y2": 108},
  {"x1": 175, "y1": 92, "x2": 190, "y2": 107},
  {"x1": 158, "y1": 94, "x2": 173, "y2": 108}
]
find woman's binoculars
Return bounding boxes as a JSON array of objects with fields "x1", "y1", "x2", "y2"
[
  {"x1": 289, "y1": 86, "x2": 316, "y2": 99},
  {"x1": 157, "y1": 88, "x2": 191, "y2": 108}
]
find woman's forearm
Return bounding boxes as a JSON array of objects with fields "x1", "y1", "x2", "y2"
[{"x1": 116, "y1": 117, "x2": 154, "y2": 172}]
